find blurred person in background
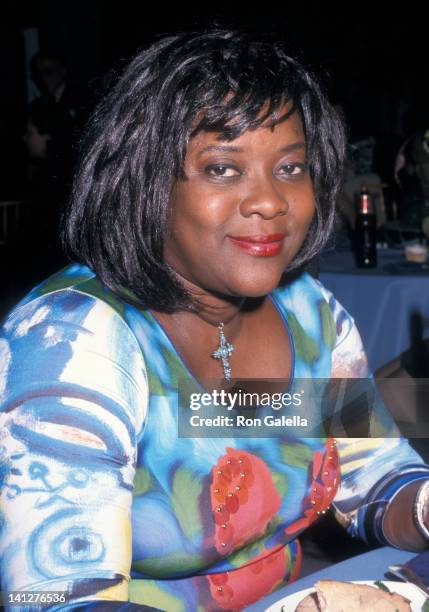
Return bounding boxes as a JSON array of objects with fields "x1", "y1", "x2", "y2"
[{"x1": 395, "y1": 127, "x2": 429, "y2": 229}]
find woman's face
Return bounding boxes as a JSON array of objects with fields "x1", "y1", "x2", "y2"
[{"x1": 164, "y1": 110, "x2": 316, "y2": 299}]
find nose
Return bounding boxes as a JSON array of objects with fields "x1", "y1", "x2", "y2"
[{"x1": 239, "y1": 175, "x2": 288, "y2": 219}]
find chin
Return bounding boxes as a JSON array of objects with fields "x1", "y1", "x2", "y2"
[{"x1": 227, "y1": 274, "x2": 283, "y2": 299}]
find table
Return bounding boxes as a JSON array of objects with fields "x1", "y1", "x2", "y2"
[
  {"x1": 319, "y1": 248, "x2": 429, "y2": 372},
  {"x1": 244, "y1": 547, "x2": 415, "y2": 611}
]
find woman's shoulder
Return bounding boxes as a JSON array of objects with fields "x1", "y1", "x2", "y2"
[
  {"x1": 1, "y1": 263, "x2": 148, "y2": 429},
  {"x1": 0, "y1": 263, "x2": 141, "y2": 351},
  {"x1": 273, "y1": 271, "x2": 341, "y2": 314},
  {"x1": 3, "y1": 263, "x2": 130, "y2": 326},
  {"x1": 10, "y1": 263, "x2": 121, "y2": 310},
  {"x1": 273, "y1": 271, "x2": 357, "y2": 358}
]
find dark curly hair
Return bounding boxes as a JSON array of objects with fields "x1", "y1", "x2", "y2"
[{"x1": 62, "y1": 29, "x2": 346, "y2": 312}]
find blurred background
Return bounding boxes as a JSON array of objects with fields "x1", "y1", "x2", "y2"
[{"x1": 0, "y1": 0, "x2": 428, "y2": 318}]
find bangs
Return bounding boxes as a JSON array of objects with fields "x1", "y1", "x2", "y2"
[{"x1": 191, "y1": 91, "x2": 297, "y2": 141}]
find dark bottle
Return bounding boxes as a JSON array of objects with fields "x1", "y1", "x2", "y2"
[{"x1": 355, "y1": 185, "x2": 377, "y2": 268}]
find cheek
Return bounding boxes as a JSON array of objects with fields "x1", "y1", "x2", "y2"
[
  {"x1": 290, "y1": 190, "x2": 316, "y2": 227},
  {"x1": 165, "y1": 195, "x2": 223, "y2": 264},
  {"x1": 170, "y1": 186, "x2": 232, "y2": 235}
]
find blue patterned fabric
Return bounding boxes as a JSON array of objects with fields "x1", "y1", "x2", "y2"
[{"x1": 0, "y1": 263, "x2": 428, "y2": 611}]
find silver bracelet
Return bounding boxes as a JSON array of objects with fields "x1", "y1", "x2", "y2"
[{"x1": 413, "y1": 479, "x2": 429, "y2": 541}]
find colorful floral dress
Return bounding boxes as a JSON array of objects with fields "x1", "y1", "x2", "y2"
[{"x1": 0, "y1": 264, "x2": 428, "y2": 611}]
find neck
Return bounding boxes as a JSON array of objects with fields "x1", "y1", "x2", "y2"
[
  {"x1": 152, "y1": 275, "x2": 266, "y2": 342},
  {"x1": 150, "y1": 280, "x2": 269, "y2": 383},
  {"x1": 158, "y1": 292, "x2": 246, "y2": 343},
  {"x1": 193, "y1": 294, "x2": 245, "y2": 327}
]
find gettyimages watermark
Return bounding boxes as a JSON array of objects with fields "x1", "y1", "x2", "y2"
[{"x1": 176, "y1": 377, "x2": 429, "y2": 438}]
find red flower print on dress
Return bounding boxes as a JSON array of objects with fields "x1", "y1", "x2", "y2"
[
  {"x1": 207, "y1": 544, "x2": 288, "y2": 610},
  {"x1": 285, "y1": 438, "x2": 340, "y2": 536},
  {"x1": 210, "y1": 448, "x2": 281, "y2": 555}
]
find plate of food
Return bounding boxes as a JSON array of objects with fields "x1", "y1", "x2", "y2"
[{"x1": 265, "y1": 579, "x2": 428, "y2": 611}]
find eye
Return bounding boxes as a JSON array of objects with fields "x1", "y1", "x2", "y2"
[
  {"x1": 205, "y1": 164, "x2": 241, "y2": 178},
  {"x1": 276, "y1": 163, "x2": 307, "y2": 177}
]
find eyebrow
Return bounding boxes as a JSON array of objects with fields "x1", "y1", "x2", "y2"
[{"x1": 196, "y1": 142, "x2": 306, "y2": 157}]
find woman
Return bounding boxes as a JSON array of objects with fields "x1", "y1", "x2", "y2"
[{"x1": 1, "y1": 30, "x2": 428, "y2": 611}]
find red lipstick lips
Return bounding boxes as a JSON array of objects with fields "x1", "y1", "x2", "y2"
[{"x1": 228, "y1": 233, "x2": 285, "y2": 257}]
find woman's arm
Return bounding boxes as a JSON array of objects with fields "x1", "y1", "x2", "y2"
[
  {"x1": 333, "y1": 437, "x2": 429, "y2": 550},
  {"x1": 382, "y1": 479, "x2": 429, "y2": 551},
  {"x1": 0, "y1": 290, "x2": 150, "y2": 609},
  {"x1": 318, "y1": 280, "x2": 429, "y2": 550}
]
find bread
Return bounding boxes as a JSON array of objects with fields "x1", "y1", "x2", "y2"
[
  {"x1": 295, "y1": 592, "x2": 319, "y2": 611},
  {"x1": 295, "y1": 580, "x2": 411, "y2": 612}
]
